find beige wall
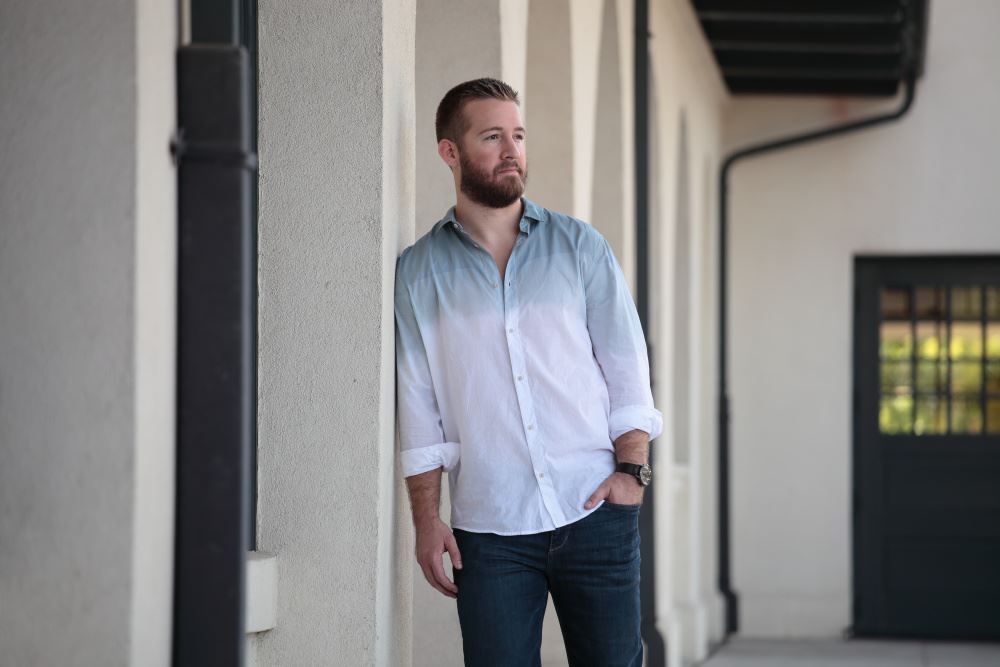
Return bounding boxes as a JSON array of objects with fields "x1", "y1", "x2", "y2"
[
  {"x1": 590, "y1": 0, "x2": 624, "y2": 279},
  {"x1": 726, "y1": 0, "x2": 1000, "y2": 638},
  {"x1": 254, "y1": 0, "x2": 414, "y2": 664},
  {"x1": 524, "y1": 0, "x2": 573, "y2": 215},
  {"x1": 415, "y1": 0, "x2": 503, "y2": 236},
  {"x1": 0, "y1": 0, "x2": 176, "y2": 665},
  {"x1": 131, "y1": 0, "x2": 179, "y2": 663},
  {"x1": 649, "y1": 0, "x2": 727, "y2": 663}
]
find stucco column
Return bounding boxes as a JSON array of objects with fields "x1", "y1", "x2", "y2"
[
  {"x1": 0, "y1": 0, "x2": 176, "y2": 665},
  {"x1": 255, "y1": 1, "x2": 415, "y2": 664},
  {"x1": 415, "y1": 0, "x2": 504, "y2": 235}
]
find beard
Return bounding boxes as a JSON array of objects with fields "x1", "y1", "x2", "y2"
[{"x1": 459, "y1": 151, "x2": 528, "y2": 209}]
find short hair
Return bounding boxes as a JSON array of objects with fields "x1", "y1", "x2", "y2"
[{"x1": 435, "y1": 78, "x2": 520, "y2": 144}]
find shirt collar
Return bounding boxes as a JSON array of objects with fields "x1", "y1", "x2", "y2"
[{"x1": 433, "y1": 198, "x2": 544, "y2": 236}]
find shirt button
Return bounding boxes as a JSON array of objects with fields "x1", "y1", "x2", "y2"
[
  {"x1": 538, "y1": 472, "x2": 544, "y2": 478},
  {"x1": 491, "y1": 283, "x2": 498, "y2": 288},
  {"x1": 517, "y1": 375, "x2": 523, "y2": 381},
  {"x1": 527, "y1": 424, "x2": 534, "y2": 431},
  {"x1": 507, "y1": 328, "x2": 514, "y2": 333}
]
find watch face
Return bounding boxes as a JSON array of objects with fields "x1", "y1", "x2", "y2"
[{"x1": 639, "y1": 464, "x2": 652, "y2": 486}]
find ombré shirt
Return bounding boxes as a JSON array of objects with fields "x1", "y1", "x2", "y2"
[{"x1": 394, "y1": 198, "x2": 662, "y2": 535}]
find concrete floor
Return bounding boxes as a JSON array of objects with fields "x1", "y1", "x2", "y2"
[{"x1": 698, "y1": 638, "x2": 1000, "y2": 667}]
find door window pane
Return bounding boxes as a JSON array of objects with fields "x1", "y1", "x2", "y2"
[
  {"x1": 881, "y1": 361, "x2": 911, "y2": 393},
  {"x1": 951, "y1": 398, "x2": 983, "y2": 434},
  {"x1": 881, "y1": 287, "x2": 910, "y2": 320},
  {"x1": 915, "y1": 397, "x2": 947, "y2": 435},
  {"x1": 950, "y1": 361, "x2": 983, "y2": 394},
  {"x1": 949, "y1": 322, "x2": 983, "y2": 360},
  {"x1": 877, "y1": 282, "x2": 1000, "y2": 436},
  {"x1": 880, "y1": 321, "x2": 912, "y2": 359},
  {"x1": 988, "y1": 399, "x2": 1000, "y2": 434},
  {"x1": 880, "y1": 395, "x2": 913, "y2": 434},
  {"x1": 987, "y1": 287, "x2": 1000, "y2": 321},
  {"x1": 916, "y1": 361, "x2": 945, "y2": 394},
  {"x1": 916, "y1": 321, "x2": 946, "y2": 360},
  {"x1": 950, "y1": 285, "x2": 982, "y2": 321},
  {"x1": 987, "y1": 362, "x2": 1000, "y2": 395},
  {"x1": 988, "y1": 323, "x2": 1000, "y2": 359},
  {"x1": 915, "y1": 286, "x2": 946, "y2": 319}
]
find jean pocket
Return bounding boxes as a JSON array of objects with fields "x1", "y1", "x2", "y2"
[{"x1": 602, "y1": 500, "x2": 642, "y2": 511}]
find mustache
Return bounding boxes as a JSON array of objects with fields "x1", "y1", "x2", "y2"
[{"x1": 495, "y1": 161, "x2": 523, "y2": 175}]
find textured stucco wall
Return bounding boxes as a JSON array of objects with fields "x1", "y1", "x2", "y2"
[
  {"x1": 524, "y1": 0, "x2": 573, "y2": 215},
  {"x1": 255, "y1": 0, "x2": 414, "y2": 664},
  {"x1": 0, "y1": 0, "x2": 175, "y2": 664},
  {"x1": 726, "y1": 0, "x2": 1000, "y2": 637},
  {"x1": 569, "y1": 0, "x2": 602, "y2": 223},
  {"x1": 590, "y1": 0, "x2": 626, "y2": 278},
  {"x1": 379, "y1": 2, "x2": 417, "y2": 665},
  {"x1": 648, "y1": 0, "x2": 728, "y2": 663},
  {"x1": 414, "y1": 0, "x2": 502, "y2": 237},
  {"x1": 131, "y1": 0, "x2": 177, "y2": 663}
]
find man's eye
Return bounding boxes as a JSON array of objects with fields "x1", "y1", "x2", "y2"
[{"x1": 486, "y1": 134, "x2": 499, "y2": 140}]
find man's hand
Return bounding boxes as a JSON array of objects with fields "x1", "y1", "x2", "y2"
[
  {"x1": 584, "y1": 472, "x2": 644, "y2": 509},
  {"x1": 414, "y1": 517, "x2": 463, "y2": 598},
  {"x1": 406, "y1": 467, "x2": 463, "y2": 598},
  {"x1": 584, "y1": 429, "x2": 649, "y2": 509}
]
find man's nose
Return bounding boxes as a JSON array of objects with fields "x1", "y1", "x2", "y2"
[{"x1": 500, "y1": 135, "x2": 520, "y2": 158}]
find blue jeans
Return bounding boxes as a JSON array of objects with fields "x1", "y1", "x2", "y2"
[{"x1": 452, "y1": 501, "x2": 642, "y2": 667}]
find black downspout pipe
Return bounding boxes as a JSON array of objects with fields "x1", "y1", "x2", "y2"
[
  {"x1": 635, "y1": 1, "x2": 667, "y2": 666},
  {"x1": 717, "y1": 69, "x2": 917, "y2": 637},
  {"x1": 174, "y1": 1, "x2": 257, "y2": 664}
]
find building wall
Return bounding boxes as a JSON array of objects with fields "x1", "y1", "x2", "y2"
[
  {"x1": 254, "y1": 0, "x2": 415, "y2": 664},
  {"x1": 647, "y1": 1, "x2": 727, "y2": 664},
  {"x1": 414, "y1": 0, "x2": 503, "y2": 235},
  {"x1": 726, "y1": 0, "x2": 1000, "y2": 637},
  {"x1": 0, "y1": 0, "x2": 176, "y2": 665},
  {"x1": 131, "y1": 0, "x2": 178, "y2": 662}
]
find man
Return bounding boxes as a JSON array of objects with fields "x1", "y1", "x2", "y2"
[{"x1": 394, "y1": 77, "x2": 661, "y2": 667}]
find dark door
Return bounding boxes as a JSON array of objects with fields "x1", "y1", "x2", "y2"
[{"x1": 853, "y1": 256, "x2": 1000, "y2": 640}]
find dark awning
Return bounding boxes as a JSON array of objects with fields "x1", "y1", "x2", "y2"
[{"x1": 693, "y1": 0, "x2": 929, "y2": 96}]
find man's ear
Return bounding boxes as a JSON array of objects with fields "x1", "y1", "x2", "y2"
[{"x1": 438, "y1": 139, "x2": 459, "y2": 170}]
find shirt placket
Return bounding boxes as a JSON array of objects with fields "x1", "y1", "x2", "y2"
[
  {"x1": 501, "y1": 231, "x2": 566, "y2": 527},
  {"x1": 451, "y1": 219, "x2": 566, "y2": 527}
]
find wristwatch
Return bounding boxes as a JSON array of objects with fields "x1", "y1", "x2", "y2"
[{"x1": 616, "y1": 462, "x2": 652, "y2": 487}]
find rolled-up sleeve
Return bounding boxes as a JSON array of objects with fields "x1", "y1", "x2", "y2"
[
  {"x1": 582, "y1": 233, "x2": 663, "y2": 442},
  {"x1": 394, "y1": 259, "x2": 460, "y2": 477}
]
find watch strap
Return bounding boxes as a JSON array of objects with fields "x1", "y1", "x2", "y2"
[{"x1": 615, "y1": 463, "x2": 644, "y2": 476}]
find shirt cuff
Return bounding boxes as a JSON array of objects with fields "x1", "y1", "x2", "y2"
[
  {"x1": 609, "y1": 405, "x2": 663, "y2": 442},
  {"x1": 400, "y1": 442, "x2": 461, "y2": 477}
]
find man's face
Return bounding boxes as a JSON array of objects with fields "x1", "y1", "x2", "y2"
[{"x1": 454, "y1": 99, "x2": 527, "y2": 209}]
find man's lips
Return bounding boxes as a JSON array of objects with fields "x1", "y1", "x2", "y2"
[{"x1": 496, "y1": 166, "x2": 521, "y2": 175}]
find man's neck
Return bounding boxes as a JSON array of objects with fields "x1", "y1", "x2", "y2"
[{"x1": 453, "y1": 195, "x2": 523, "y2": 247}]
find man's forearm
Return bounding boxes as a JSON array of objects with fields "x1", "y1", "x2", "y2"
[
  {"x1": 613, "y1": 429, "x2": 649, "y2": 465},
  {"x1": 405, "y1": 467, "x2": 443, "y2": 528}
]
